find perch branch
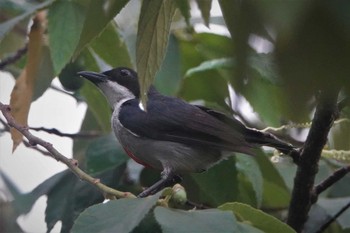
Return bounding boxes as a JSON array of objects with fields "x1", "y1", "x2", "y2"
[
  {"x1": 286, "y1": 90, "x2": 339, "y2": 232},
  {"x1": 0, "y1": 102, "x2": 135, "y2": 199}
]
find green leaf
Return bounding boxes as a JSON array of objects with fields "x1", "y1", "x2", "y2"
[
  {"x1": 185, "y1": 57, "x2": 233, "y2": 77},
  {"x1": 262, "y1": 180, "x2": 291, "y2": 209},
  {"x1": 195, "y1": 0, "x2": 212, "y2": 27},
  {"x1": 183, "y1": 157, "x2": 238, "y2": 207},
  {"x1": 178, "y1": 32, "x2": 233, "y2": 76},
  {"x1": 230, "y1": 53, "x2": 291, "y2": 126},
  {"x1": 236, "y1": 172, "x2": 259, "y2": 207},
  {"x1": 192, "y1": 33, "x2": 234, "y2": 60},
  {"x1": 131, "y1": 212, "x2": 162, "y2": 233},
  {"x1": 45, "y1": 172, "x2": 78, "y2": 232},
  {"x1": 275, "y1": 1, "x2": 350, "y2": 120},
  {"x1": 45, "y1": 168, "x2": 126, "y2": 232},
  {"x1": 155, "y1": 34, "x2": 182, "y2": 96},
  {"x1": 219, "y1": 202, "x2": 296, "y2": 233},
  {"x1": 90, "y1": 22, "x2": 133, "y2": 68},
  {"x1": 72, "y1": 192, "x2": 162, "y2": 233},
  {"x1": 80, "y1": 79, "x2": 112, "y2": 133},
  {"x1": 254, "y1": 151, "x2": 291, "y2": 209},
  {"x1": 0, "y1": 0, "x2": 28, "y2": 60},
  {"x1": 80, "y1": 47, "x2": 100, "y2": 71},
  {"x1": 0, "y1": 171, "x2": 21, "y2": 203},
  {"x1": 73, "y1": 0, "x2": 129, "y2": 58},
  {"x1": 58, "y1": 60, "x2": 84, "y2": 91},
  {"x1": 0, "y1": 0, "x2": 54, "y2": 42},
  {"x1": 154, "y1": 207, "x2": 237, "y2": 233},
  {"x1": 217, "y1": 0, "x2": 235, "y2": 39},
  {"x1": 86, "y1": 134, "x2": 128, "y2": 174},
  {"x1": 179, "y1": 69, "x2": 230, "y2": 109},
  {"x1": 236, "y1": 154, "x2": 263, "y2": 207},
  {"x1": 136, "y1": 0, "x2": 176, "y2": 106},
  {"x1": 249, "y1": 53, "x2": 279, "y2": 84},
  {"x1": 32, "y1": 45, "x2": 55, "y2": 100},
  {"x1": 236, "y1": 222, "x2": 264, "y2": 233},
  {"x1": 48, "y1": 0, "x2": 87, "y2": 74},
  {"x1": 72, "y1": 108, "x2": 102, "y2": 162},
  {"x1": 177, "y1": 33, "x2": 233, "y2": 108},
  {"x1": 330, "y1": 120, "x2": 350, "y2": 151},
  {"x1": 174, "y1": 0, "x2": 191, "y2": 26},
  {"x1": 1, "y1": 170, "x2": 68, "y2": 215},
  {"x1": 241, "y1": 76, "x2": 285, "y2": 126}
]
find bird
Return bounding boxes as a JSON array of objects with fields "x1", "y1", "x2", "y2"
[{"x1": 78, "y1": 67, "x2": 297, "y2": 197}]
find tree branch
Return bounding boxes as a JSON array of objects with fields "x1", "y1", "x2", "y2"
[
  {"x1": 22, "y1": 139, "x2": 52, "y2": 157},
  {"x1": 0, "y1": 102, "x2": 135, "y2": 199},
  {"x1": 286, "y1": 90, "x2": 339, "y2": 232},
  {"x1": 312, "y1": 165, "x2": 350, "y2": 201}
]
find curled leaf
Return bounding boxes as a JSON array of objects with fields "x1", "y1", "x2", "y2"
[{"x1": 10, "y1": 12, "x2": 47, "y2": 151}]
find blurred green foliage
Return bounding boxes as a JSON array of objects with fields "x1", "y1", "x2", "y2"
[{"x1": 1, "y1": 0, "x2": 350, "y2": 232}]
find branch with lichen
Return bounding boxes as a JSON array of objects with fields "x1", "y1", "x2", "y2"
[{"x1": 0, "y1": 101, "x2": 135, "y2": 199}]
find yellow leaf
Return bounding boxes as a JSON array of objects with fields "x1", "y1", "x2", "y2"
[{"x1": 10, "y1": 12, "x2": 46, "y2": 151}]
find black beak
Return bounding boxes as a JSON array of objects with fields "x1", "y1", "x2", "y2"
[{"x1": 78, "y1": 71, "x2": 108, "y2": 84}]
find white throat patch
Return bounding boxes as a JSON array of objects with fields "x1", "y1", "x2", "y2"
[{"x1": 98, "y1": 81, "x2": 135, "y2": 109}]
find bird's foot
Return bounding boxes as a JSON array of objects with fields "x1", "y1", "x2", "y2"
[{"x1": 137, "y1": 174, "x2": 182, "y2": 198}]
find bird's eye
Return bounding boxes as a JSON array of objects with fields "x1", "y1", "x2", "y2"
[{"x1": 120, "y1": 69, "x2": 131, "y2": 77}]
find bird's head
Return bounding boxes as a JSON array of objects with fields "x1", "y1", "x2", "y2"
[{"x1": 78, "y1": 67, "x2": 140, "y2": 108}]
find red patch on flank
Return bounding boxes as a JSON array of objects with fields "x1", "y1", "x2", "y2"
[{"x1": 123, "y1": 147, "x2": 152, "y2": 168}]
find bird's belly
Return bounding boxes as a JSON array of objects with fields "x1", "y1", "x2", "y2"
[{"x1": 113, "y1": 121, "x2": 223, "y2": 173}]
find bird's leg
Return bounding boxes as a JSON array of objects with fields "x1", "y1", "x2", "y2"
[{"x1": 137, "y1": 169, "x2": 182, "y2": 198}]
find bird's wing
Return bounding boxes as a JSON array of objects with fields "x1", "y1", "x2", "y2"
[
  {"x1": 196, "y1": 105, "x2": 295, "y2": 154},
  {"x1": 118, "y1": 97, "x2": 255, "y2": 155}
]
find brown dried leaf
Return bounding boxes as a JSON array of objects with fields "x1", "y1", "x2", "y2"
[{"x1": 10, "y1": 12, "x2": 46, "y2": 151}]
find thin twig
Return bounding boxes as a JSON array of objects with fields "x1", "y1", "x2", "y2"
[
  {"x1": 315, "y1": 200, "x2": 350, "y2": 233},
  {"x1": 49, "y1": 85, "x2": 82, "y2": 100},
  {"x1": 0, "y1": 44, "x2": 28, "y2": 70},
  {"x1": 29, "y1": 126, "x2": 101, "y2": 138},
  {"x1": 311, "y1": 165, "x2": 350, "y2": 203},
  {"x1": 2, "y1": 115, "x2": 101, "y2": 139},
  {"x1": 0, "y1": 102, "x2": 135, "y2": 199}
]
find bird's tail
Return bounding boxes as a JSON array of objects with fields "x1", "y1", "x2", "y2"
[{"x1": 243, "y1": 128, "x2": 297, "y2": 155}]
